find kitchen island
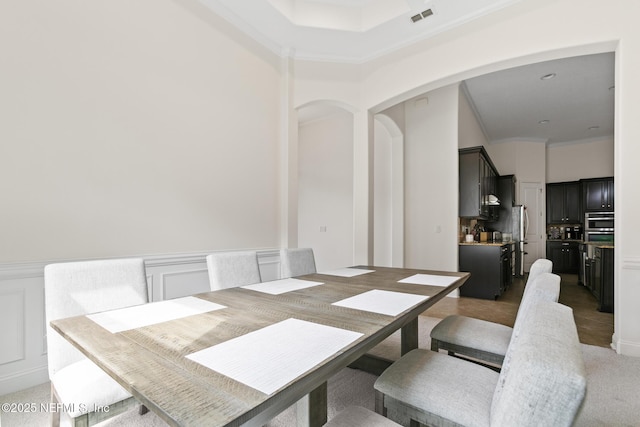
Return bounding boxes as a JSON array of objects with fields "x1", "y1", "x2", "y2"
[{"x1": 458, "y1": 241, "x2": 515, "y2": 300}]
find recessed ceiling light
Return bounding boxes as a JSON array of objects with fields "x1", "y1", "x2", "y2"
[
  {"x1": 538, "y1": 119, "x2": 550, "y2": 124},
  {"x1": 588, "y1": 126, "x2": 600, "y2": 131},
  {"x1": 540, "y1": 73, "x2": 556, "y2": 80}
]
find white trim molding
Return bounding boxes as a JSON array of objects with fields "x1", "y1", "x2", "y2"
[{"x1": 613, "y1": 257, "x2": 640, "y2": 357}]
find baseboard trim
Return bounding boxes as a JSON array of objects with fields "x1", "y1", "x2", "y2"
[{"x1": 0, "y1": 365, "x2": 49, "y2": 396}]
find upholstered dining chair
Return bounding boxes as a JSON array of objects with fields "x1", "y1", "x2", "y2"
[
  {"x1": 280, "y1": 248, "x2": 317, "y2": 278},
  {"x1": 206, "y1": 250, "x2": 262, "y2": 290},
  {"x1": 375, "y1": 301, "x2": 586, "y2": 427},
  {"x1": 44, "y1": 258, "x2": 149, "y2": 427},
  {"x1": 430, "y1": 264, "x2": 557, "y2": 367},
  {"x1": 520, "y1": 258, "x2": 553, "y2": 299}
]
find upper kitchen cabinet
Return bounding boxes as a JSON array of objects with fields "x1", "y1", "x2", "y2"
[
  {"x1": 459, "y1": 147, "x2": 499, "y2": 221},
  {"x1": 582, "y1": 177, "x2": 614, "y2": 212},
  {"x1": 546, "y1": 181, "x2": 581, "y2": 224}
]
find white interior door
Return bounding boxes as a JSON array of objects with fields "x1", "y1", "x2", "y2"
[{"x1": 520, "y1": 182, "x2": 544, "y2": 273}]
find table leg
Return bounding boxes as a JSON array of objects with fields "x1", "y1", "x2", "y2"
[
  {"x1": 401, "y1": 317, "x2": 419, "y2": 356},
  {"x1": 296, "y1": 381, "x2": 327, "y2": 427}
]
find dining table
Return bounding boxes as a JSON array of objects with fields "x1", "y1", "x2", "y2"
[{"x1": 50, "y1": 265, "x2": 469, "y2": 427}]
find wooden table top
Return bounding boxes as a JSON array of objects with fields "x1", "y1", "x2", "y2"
[{"x1": 50, "y1": 266, "x2": 469, "y2": 427}]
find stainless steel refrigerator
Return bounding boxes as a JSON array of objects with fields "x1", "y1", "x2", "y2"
[
  {"x1": 495, "y1": 204, "x2": 528, "y2": 277},
  {"x1": 511, "y1": 205, "x2": 528, "y2": 277}
]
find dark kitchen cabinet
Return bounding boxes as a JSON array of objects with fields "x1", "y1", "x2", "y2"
[
  {"x1": 593, "y1": 246, "x2": 614, "y2": 313},
  {"x1": 497, "y1": 175, "x2": 516, "y2": 208},
  {"x1": 459, "y1": 244, "x2": 511, "y2": 300},
  {"x1": 459, "y1": 147, "x2": 499, "y2": 221},
  {"x1": 546, "y1": 241, "x2": 580, "y2": 273},
  {"x1": 583, "y1": 177, "x2": 614, "y2": 212},
  {"x1": 546, "y1": 181, "x2": 581, "y2": 224}
]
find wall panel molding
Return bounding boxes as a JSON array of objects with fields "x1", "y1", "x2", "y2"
[
  {"x1": 0, "y1": 289, "x2": 26, "y2": 365},
  {"x1": 621, "y1": 257, "x2": 640, "y2": 270}
]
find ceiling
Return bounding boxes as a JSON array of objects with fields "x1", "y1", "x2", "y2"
[
  {"x1": 463, "y1": 52, "x2": 614, "y2": 145},
  {"x1": 198, "y1": 0, "x2": 615, "y2": 145},
  {"x1": 198, "y1": 0, "x2": 524, "y2": 62}
]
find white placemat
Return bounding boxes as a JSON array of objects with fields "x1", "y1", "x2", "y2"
[
  {"x1": 398, "y1": 274, "x2": 460, "y2": 287},
  {"x1": 88, "y1": 296, "x2": 226, "y2": 333},
  {"x1": 186, "y1": 318, "x2": 363, "y2": 395},
  {"x1": 242, "y1": 278, "x2": 324, "y2": 295},
  {"x1": 331, "y1": 289, "x2": 429, "y2": 316},
  {"x1": 319, "y1": 267, "x2": 375, "y2": 277}
]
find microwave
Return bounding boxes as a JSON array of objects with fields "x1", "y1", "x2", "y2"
[{"x1": 585, "y1": 212, "x2": 614, "y2": 231}]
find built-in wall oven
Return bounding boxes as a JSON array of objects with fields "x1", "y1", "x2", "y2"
[
  {"x1": 584, "y1": 212, "x2": 614, "y2": 243},
  {"x1": 582, "y1": 212, "x2": 614, "y2": 290}
]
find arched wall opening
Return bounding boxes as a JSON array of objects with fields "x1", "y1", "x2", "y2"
[{"x1": 296, "y1": 100, "x2": 357, "y2": 270}]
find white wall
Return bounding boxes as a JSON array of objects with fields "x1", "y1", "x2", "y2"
[
  {"x1": 404, "y1": 86, "x2": 460, "y2": 271},
  {"x1": 547, "y1": 138, "x2": 615, "y2": 182},
  {"x1": 0, "y1": 0, "x2": 282, "y2": 263},
  {"x1": 458, "y1": 88, "x2": 489, "y2": 150},
  {"x1": 373, "y1": 120, "x2": 393, "y2": 267},
  {"x1": 298, "y1": 111, "x2": 354, "y2": 271}
]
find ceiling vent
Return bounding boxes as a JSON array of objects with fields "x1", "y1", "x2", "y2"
[{"x1": 411, "y1": 9, "x2": 433, "y2": 23}]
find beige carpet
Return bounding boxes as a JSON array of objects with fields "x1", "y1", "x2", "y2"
[{"x1": 2, "y1": 316, "x2": 638, "y2": 426}]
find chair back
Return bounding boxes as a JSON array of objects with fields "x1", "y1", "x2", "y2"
[
  {"x1": 512, "y1": 272, "x2": 560, "y2": 335},
  {"x1": 280, "y1": 248, "x2": 317, "y2": 278},
  {"x1": 491, "y1": 301, "x2": 586, "y2": 426},
  {"x1": 522, "y1": 258, "x2": 553, "y2": 299},
  {"x1": 206, "y1": 251, "x2": 261, "y2": 290},
  {"x1": 44, "y1": 258, "x2": 149, "y2": 378}
]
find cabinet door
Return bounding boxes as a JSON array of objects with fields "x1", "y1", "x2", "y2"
[
  {"x1": 459, "y1": 245, "x2": 502, "y2": 300},
  {"x1": 547, "y1": 184, "x2": 566, "y2": 223},
  {"x1": 547, "y1": 242, "x2": 565, "y2": 272},
  {"x1": 584, "y1": 180, "x2": 606, "y2": 211},
  {"x1": 459, "y1": 153, "x2": 481, "y2": 217},
  {"x1": 605, "y1": 179, "x2": 614, "y2": 211},
  {"x1": 480, "y1": 157, "x2": 490, "y2": 218},
  {"x1": 566, "y1": 243, "x2": 580, "y2": 273},
  {"x1": 564, "y1": 182, "x2": 581, "y2": 222}
]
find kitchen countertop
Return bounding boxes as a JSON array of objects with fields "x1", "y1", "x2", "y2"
[{"x1": 459, "y1": 240, "x2": 515, "y2": 246}]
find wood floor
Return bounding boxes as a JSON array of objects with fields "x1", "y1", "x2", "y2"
[{"x1": 425, "y1": 273, "x2": 614, "y2": 348}]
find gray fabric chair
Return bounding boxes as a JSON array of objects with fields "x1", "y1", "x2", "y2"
[
  {"x1": 375, "y1": 300, "x2": 587, "y2": 427},
  {"x1": 520, "y1": 258, "x2": 553, "y2": 300},
  {"x1": 44, "y1": 258, "x2": 149, "y2": 427},
  {"x1": 430, "y1": 260, "x2": 556, "y2": 366},
  {"x1": 326, "y1": 406, "x2": 401, "y2": 427},
  {"x1": 206, "y1": 250, "x2": 262, "y2": 290},
  {"x1": 280, "y1": 248, "x2": 317, "y2": 278}
]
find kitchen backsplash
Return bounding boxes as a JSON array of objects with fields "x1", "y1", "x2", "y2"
[{"x1": 547, "y1": 224, "x2": 583, "y2": 240}]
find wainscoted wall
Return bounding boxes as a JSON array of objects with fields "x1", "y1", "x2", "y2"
[
  {"x1": 614, "y1": 257, "x2": 640, "y2": 357},
  {"x1": 0, "y1": 249, "x2": 281, "y2": 395}
]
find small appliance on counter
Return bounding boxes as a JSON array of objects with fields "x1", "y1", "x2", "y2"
[
  {"x1": 492, "y1": 231, "x2": 502, "y2": 242},
  {"x1": 566, "y1": 225, "x2": 583, "y2": 240}
]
